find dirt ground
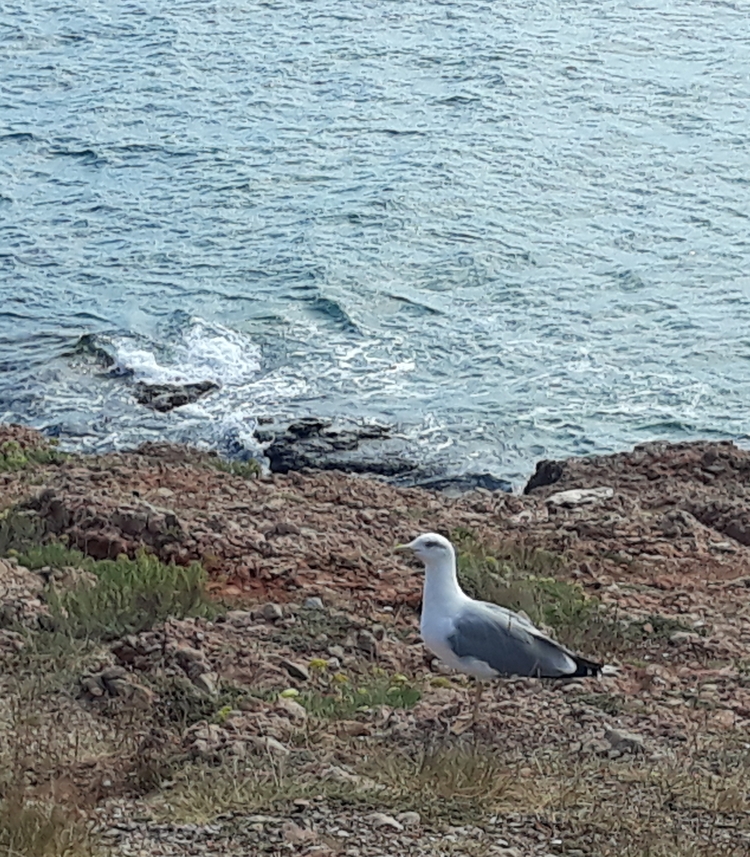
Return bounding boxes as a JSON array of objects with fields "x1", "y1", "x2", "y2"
[{"x1": 0, "y1": 424, "x2": 748, "y2": 856}]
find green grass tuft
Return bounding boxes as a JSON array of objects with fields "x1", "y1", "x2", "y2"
[
  {"x1": 452, "y1": 529, "x2": 594, "y2": 636},
  {"x1": 17, "y1": 545, "x2": 215, "y2": 640},
  {"x1": 207, "y1": 456, "x2": 261, "y2": 479},
  {"x1": 299, "y1": 671, "x2": 421, "y2": 719},
  {"x1": 0, "y1": 508, "x2": 48, "y2": 557},
  {"x1": 0, "y1": 440, "x2": 67, "y2": 473}
]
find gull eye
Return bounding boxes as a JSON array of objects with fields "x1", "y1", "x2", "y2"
[{"x1": 423, "y1": 540, "x2": 440, "y2": 549}]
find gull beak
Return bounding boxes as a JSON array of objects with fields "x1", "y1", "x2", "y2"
[{"x1": 394, "y1": 542, "x2": 413, "y2": 553}]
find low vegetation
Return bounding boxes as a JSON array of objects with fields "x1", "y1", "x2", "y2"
[
  {"x1": 20, "y1": 545, "x2": 214, "y2": 640},
  {"x1": 0, "y1": 439, "x2": 67, "y2": 473},
  {"x1": 0, "y1": 799, "x2": 97, "y2": 857},
  {"x1": 0, "y1": 495, "x2": 746, "y2": 855},
  {"x1": 298, "y1": 668, "x2": 421, "y2": 719},
  {"x1": 205, "y1": 455, "x2": 261, "y2": 479}
]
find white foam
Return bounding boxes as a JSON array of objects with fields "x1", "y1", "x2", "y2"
[{"x1": 111, "y1": 318, "x2": 262, "y2": 387}]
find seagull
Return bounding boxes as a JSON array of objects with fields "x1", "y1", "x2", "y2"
[{"x1": 397, "y1": 532, "x2": 602, "y2": 729}]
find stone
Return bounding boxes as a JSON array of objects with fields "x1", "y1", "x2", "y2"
[
  {"x1": 256, "y1": 418, "x2": 415, "y2": 477},
  {"x1": 281, "y1": 821, "x2": 317, "y2": 845},
  {"x1": 604, "y1": 728, "x2": 647, "y2": 754},
  {"x1": 335, "y1": 720, "x2": 372, "y2": 737},
  {"x1": 248, "y1": 736, "x2": 289, "y2": 757},
  {"x1": 356, "y1": 629, "x2": 379, "y2": 657},
  {"x1": 546, "y1": 487, "x2": 614, "y2": 507},
  {"x1": 280, "y1": 659, "x2": 310, "y2": 681},
  {"x1": 524, "y1": 460, "x2": 564, "y2": 493},
  {"x1": 407, "y1": 472, "x2": 512, "y2": 495},
  {"x1": 133, "y1": 380, "x2": 219, "y2": 413},
  {"x1": 261, "y1": 602, "x2": 284, "y2": 621},
  {"x1": 396, "y1": 811, "x2": 421, "y2": 828},
  {"x1": 193, "y1": 671, "x2": 219, "y2": 696},
  {"x1": 304, "y1": 596, "x2": 325, "y2": 610},
  {"x1": 276, "y1": 697, "x2": 307, "y2": 723},
  {"x1": 367, "y1": 812, "x2": 404, "y2": 831},
  {"x1": 669, "y1": 631, "x2": 702, "y2": 645},
  {"x1": 225, "y1": 609, "x2": 254, "y2": 626},
  {"x1": 175, "y1": 646, "x2": 211, "y2": 679},
  {"x1": 80, "y1": 675, "x2": 106, "y2": 697}
]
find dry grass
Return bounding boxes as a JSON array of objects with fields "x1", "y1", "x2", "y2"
[
  {"x1": 0, "y1": 521, "x2": 748, "y2": 855},
  {"x1": 152, "y1": 729, "x2": 750, "y2": 856},
  {"x1": 0, "y1": 798, "x2": 98, "y2": 857}
]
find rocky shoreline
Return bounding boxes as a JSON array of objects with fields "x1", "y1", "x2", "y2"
[{"x1": 1, "y1": 423, "x2": 749, "y2": 857}]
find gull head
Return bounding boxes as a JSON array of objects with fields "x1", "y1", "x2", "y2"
[{"x1": 396, "y1": 532, "x2": 455, "y2": 566}]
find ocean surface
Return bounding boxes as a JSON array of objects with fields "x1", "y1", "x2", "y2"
[{"x1": 2, "y1": 0, "x2": 749, "y2": 485}]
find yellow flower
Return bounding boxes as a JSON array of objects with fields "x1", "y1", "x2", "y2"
[
  {"x1": 308, "y1": 658, "x2": 328, "y2": 671},
  {"x1": 332, "y1": 673, "x2": 349, "y2": 685},
  {"x1": 279, "y1": 688, "x2": 300, "y2": 698}
]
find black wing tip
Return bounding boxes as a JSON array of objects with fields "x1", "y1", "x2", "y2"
[{"x1": 570, "y1": 656, "x2": 603, "y2": 678}]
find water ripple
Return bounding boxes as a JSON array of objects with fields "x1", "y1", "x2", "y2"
[{"x1": 1, "y1": 0, "x2": 750, "y2": 482}]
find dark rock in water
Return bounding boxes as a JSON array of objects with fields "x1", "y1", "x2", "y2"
[
  {"x1": 258, "y1": 418, "x2": 415, "y2": 477},
  {"x1": 407, "y1": 472, "x2": 512, "y2": 496},
  {"x1": 67, "y1": 333, "x2": 115, "y2": 368},
  {"x1": 256, "y1": 418, "x2": 511, "y2": 494},
  {"x1": 524, "y1": 460, "x2": 564, "y2": 494},
  {"x1": 133, "y1": 380, "x2": 219, "y2": 413}
]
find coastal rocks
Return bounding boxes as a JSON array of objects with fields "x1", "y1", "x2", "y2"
[
  {"x1": 523, "y1": 439, "x2": 750, "y2": 500},
  {"x1": 0, "y1": 556, "x2": 47, "y2": 627},
  {"x1": 256, "y1": 418, "x2": 415, "y2": 477},
  {"x1": 133, "y1": 380, "x2": 219, "y2": 413},
  {"x1": 403, "y1": 472, "x2": 512, "y2": 496},
  {"x1": 25, "y1": 490, "x2": 186, "y2": 561},
  {"x1": 256, "y1": 418, "x2": 511, "y2": 493}
]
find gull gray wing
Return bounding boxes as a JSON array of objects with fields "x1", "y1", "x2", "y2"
[{"x1": 448, "y1": 603, "x2": 599, "y2": 678}]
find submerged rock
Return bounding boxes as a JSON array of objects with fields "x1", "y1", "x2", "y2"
[
  {"x1": 255, "y1": 418, "x2": 511, "y2": 493},
  {"x1": 405, "y1": 472, "x2": 512, "y2": 496},
  {"x1": 133, "y1": 380, "x2": 219, "y2": 413}
]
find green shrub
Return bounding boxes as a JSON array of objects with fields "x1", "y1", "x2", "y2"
[
  {"x1": 0, "y1": 440, "x2": 67, "y2": 473},
  {"x1": 18, "y1": 545, "x2": 215, "y2": 640},
  {"x1": 0, "y1": 508, "x2": 47, "y2": 557},
  {"x1": 207, "y1": 457, "x2": 261, "y2": 479}
]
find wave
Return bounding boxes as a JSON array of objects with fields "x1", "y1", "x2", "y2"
[{"x1": 108, "y1": 316, "x2": 262, "y2": 387}]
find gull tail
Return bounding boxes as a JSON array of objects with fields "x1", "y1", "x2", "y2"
[{"x1": 569, "y1": 655, "x2": 602, "y2": 677}]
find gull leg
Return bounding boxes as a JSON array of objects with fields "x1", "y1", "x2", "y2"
[
  {"x1": 452, "y1": 681, "x2": 484, "y2": 735},
  {"x1": 470, "y1": 681, "x2": 484, "y2": 729}
]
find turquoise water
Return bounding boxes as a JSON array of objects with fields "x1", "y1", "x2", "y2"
[{"x1": 2, "y1": 0, "x2": 749, "y2": 483}]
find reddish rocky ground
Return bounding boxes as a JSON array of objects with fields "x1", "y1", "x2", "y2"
[{"x1": 0, "y1": 425, "x2": 748, "y2": 857}]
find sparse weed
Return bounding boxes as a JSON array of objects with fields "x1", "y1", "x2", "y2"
[
  {"x1": 299, "y1": 670, "x2": 421, "y2": 719},
  {"x1": 152, "y1": 674, "x2": 249, "y2": 729},
  {"x1": 206, "y1": 456, "x2": 261, "y2": 479},
  {"x1": 450, "y1": 530, "x2": 693, "y2": 660},
  {"x1": 452, "y1": 530, "x2": 600, "y2": 646},
  {"x1": 0, "y1": 798, "x2": 98, "y2": 857}
]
